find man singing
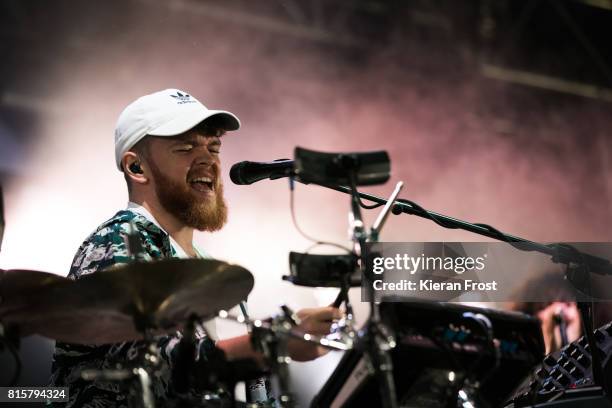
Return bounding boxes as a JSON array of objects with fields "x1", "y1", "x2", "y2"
[{"x1": 50, "y1": 88, "x2": 340, "y2": 407}]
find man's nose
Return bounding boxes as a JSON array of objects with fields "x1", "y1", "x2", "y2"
[{"x1": 194, "y1": 149, "x2": 216, "y2": 166}]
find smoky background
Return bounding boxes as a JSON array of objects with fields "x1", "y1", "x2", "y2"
[{"x1": 0, "y1": 0, "x2": 611, "y2": 404}]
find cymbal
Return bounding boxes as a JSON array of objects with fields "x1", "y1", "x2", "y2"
[
  {"x1": 1, "y1": 259, "x2": 254, "y2": 345},
  {"x1": 0, "y1": 269, "x2": 70, "y2": 316}
]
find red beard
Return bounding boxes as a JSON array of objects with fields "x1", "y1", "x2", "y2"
[{"x1": 148, "y1": 161, "x2": 228, "y2": 232}]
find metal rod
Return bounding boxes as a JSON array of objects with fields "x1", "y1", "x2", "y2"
[
  {"x1": 371, "y1": 181, "x2": 404, "y2": 240},
  {"x1": 304, "y1": 181, "x2": 612, "y2": 274}
]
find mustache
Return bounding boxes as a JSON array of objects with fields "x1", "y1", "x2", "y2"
[{"x1": 187, "y1": 164, "x2": 223, "y2": 187}]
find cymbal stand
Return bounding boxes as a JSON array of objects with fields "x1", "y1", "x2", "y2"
[
  {"x1": 348, "y1": 177, "x2": 403, "y2": 408},
  {"x1": 250, "y1": 305, "x2": 300, "y2": 408},
  {"x1": 330, "y1": 269, "x2": 358, "y2": 348}
]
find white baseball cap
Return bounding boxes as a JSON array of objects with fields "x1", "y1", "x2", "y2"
[{"x1": 114, "y1": 88, "x2": 240, "y2": 170}]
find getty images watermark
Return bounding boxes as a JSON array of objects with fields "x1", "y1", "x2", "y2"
[{"x1": 362, "y1": 242, "x2": 612, "y2": 303}]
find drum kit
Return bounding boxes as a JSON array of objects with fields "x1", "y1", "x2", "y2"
[
  {"x1": 2, "y1": 149, "x2": 612, "y2": 407},
  {"x1": 0, "y1": 258, "x2": 358, "y2": 407}
]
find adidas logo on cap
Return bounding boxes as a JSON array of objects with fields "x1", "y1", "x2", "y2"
[{"x1": 170, "y1": 91, "x2": 195, "y2": 105}]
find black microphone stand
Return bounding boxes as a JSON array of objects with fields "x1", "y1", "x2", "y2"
[{"x1": 335, "y1": 166, "x2": 404, "y2": 408}]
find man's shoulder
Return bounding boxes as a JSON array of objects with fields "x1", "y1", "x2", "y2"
[
  {"x1": 69, "y1": 210, "x2": 171, "y2": 278},
  {"x1": 93, "y1": 210, "x2": 163, "y2": 237},
  {"x1": 82, "y1": 210, "x2": 160, "y2": 247}
]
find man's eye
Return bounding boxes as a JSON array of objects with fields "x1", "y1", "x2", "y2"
[
  {"x1": 210, "y1": 149, "x2": 220, "y2": 154},
  {"x1": 175, "y1": 146, "x2": 193, "y2": 152}
]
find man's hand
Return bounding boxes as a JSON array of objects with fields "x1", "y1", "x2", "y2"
[
  {"x1": 217, "y1": 306, "x2": 344, "y2": 364},
  {"x1": 288, "y1": 306, "x2": 343, "y2": 361}
]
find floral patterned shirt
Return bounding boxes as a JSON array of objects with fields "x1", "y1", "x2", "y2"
[{"x1": 49, "y1": 210, "x2": 216, "y2": 407}]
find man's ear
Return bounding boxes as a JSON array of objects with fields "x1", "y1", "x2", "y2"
[{"x1": 122, "y1": 152, "x2": 148, "y2": 185}]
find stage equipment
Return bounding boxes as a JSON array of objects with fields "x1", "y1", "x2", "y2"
[
  {"x1": 230, "y1": 147, "x2": 391, "y2": 187},
  {"x1": 284, "y1": 252, "x2": 360, "y2": 288},
  {"x1": 292, "y1": 147, "x2": 390, "y2": 186},
  {"x1": 508, "y1": 321, "x2": 612, "y2": 407},
  {"x1": 235, "y1": 146, "x2": 612, "y2": 405},
  {"x1": 312, "y1": 300, "x2": 544, "y2": 408},
  {"x1": 230, "y1": 158, "x2": 293, "y2": 185},
  {"x1": 289, "y1": 167, "x2": 612, "y2": 398}
]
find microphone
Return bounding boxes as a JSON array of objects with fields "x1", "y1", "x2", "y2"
[{"x1": 230, "y1": 159, "x2": 293, "y2": 185}]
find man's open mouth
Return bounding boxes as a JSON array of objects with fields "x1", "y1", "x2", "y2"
[{"x1": 189, "y1": 176, "x2": 215, "y2": 192}]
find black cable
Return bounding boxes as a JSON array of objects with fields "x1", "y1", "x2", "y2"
[
  {"x1": 358, "y1": 197, "x2": 383, "y2": 209},
  {"x1": 289, "y1": 177, "x2": 356, "y2": 313},
  {"x1": 288, "y1": 178, "x2": 351, "y2": 254},
  {"x1": 394, "y1": 198, "x2": 459, "y2": 230},
  {"x1": 360, "y1": 201, "x2": 383, "y2": 209}
]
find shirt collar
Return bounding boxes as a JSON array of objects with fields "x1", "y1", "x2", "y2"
[{"x1": 126, "y1": 201, "x2": 200, "y2": 259}]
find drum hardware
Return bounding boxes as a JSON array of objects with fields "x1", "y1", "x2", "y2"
[
  {"x1": 217, "y1": 309, "x2": 354, "y2": 352},
  {"x1": 80, "y1": 331, "x2": 161, "y2": 408},
  {"x1": 192, "y1": 337, "x2": 267, "y2": 407},
  {"x1": 80, "y1": 318, "x2": 266, "y2": 408},
  {"x1": 67, "y1": 258, "x2": 254, "y2": 408},
  {"x1": 218, "y1": 306, "x2": 354, "y2": 408}
]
